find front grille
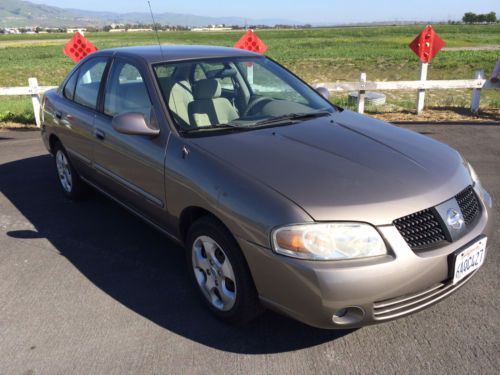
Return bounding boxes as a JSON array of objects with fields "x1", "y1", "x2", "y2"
[
  {"x1": 373, "y1": 273, "x2": 473, "y2": 321},
  {"x1": 394, "y1": 185, "x2": 481, "y2": 251},
  {"x1": 455, "y1": 186, "x2": 480, "y2": 225},
  {"x1": 393, "y1": 208, "x2": 447, "y2": 250}
]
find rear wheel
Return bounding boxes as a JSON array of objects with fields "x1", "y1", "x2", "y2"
[
  {"x1": 186, "y1": 216, "x2": 263, "y2": 324},
  {"x1": 53, "y1": 142, "x2": 85, "y2": 200}
]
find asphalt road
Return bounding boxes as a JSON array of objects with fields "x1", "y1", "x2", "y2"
[{"x1": 0, "y1": 125, "x2": 499, "y2": 374}]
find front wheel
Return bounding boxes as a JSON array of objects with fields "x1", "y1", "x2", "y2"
[
  {"x1": 186, "y1": 216, "x2": 263, "y2": 324},
  {"x1": 53, "y1": 142, "x2": 86, "y2": 200}
]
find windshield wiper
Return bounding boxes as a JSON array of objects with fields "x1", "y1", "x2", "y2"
[
  {"x1": 180, "y1": 123, "x2": 244, "y2": 134},
  {"x1": 250, "y1": 111, "x2": 332, "y2": 128}
]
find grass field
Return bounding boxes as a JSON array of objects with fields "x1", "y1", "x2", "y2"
[{"x1": 1, "y1": 24, "x2": 499, "y2": 124}]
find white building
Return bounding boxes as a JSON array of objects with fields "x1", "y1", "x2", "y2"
[{"x1": 67, "y1": 28, "x2": 87, "y2": 34}]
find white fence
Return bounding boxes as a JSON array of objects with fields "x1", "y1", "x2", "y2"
[
  {"x1": 0, "y1": 78, "x2": 56, "y2": 127},
  {"x1": 0, "y1": 72, "x2": 499, "y2": 127},
  {"x1": 314, "y1": 70, "x2": 499, "y2": 115}
]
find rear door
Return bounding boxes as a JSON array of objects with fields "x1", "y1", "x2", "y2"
[
  {"x1": 54, "y1": 57, "x2": 109, "y2": 178},
  {"x1": 93, "y1": 57, "x2": 169, "y2": 224}
]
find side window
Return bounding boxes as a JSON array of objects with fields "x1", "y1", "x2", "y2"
[
  {"x1": 219, "y1": 75, "x2": 235, "y2": 92},
  {"x1": 63, "y1": 71, "x2": 78, "y2": 100},
  {"x1": 104, "y1": 60, "x2": 152, "y2": 118},
  {"x1": 193, "y1": 64, "x2": 206, "y2": 82},
  {"x1": 74, "y1": 58, "x2": 108, "y2": 109}
]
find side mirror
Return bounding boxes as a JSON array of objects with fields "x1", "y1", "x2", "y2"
[
  {"x1": 316, "y1": 87, "x2": 330, "y2": 100},
  {"x1": 112, "y1": 112, "x2": 160, "y2": 137}
]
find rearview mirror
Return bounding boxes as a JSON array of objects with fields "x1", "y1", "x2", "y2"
[
  {"x1": 316, "y1": 87, "x2": 330, "y2": 100},
  {"x1": 112, "y1": 112, "x2": 160, "y2": 137}
]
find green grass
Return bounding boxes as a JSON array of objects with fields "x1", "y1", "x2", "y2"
[
  {"x1": 0, "y1": 96, "x2": 34, "y2": 123},
  {"x1": 1, "y1": 24, "x2": 499, "y2": 123}
]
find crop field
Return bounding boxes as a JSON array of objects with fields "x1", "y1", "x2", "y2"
[{"x1": 0, "y1": 24, "x2": 499, "y2": 124}]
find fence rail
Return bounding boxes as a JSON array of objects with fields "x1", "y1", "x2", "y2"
[
  {"x1": 0, "y1": 72, "x2": 499, "y2": 128},
  {"x1": 0, "y1": 78, "x2": 57, "y2": 127},
  {"x1": 314, "y1": 69, "x2": 499, "y2": 115}
]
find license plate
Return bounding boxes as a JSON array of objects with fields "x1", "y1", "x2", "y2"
[{"x1": 453, "y1": 237, "x2": 487, "y2": 284}]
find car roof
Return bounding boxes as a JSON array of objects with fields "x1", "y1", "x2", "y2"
[{"x1": 95, "y1": 45, "x2": 261, "y2": 64}]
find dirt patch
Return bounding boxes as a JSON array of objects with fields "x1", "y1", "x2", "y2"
[
  {"x1": 0, "y1": 122, "x2": 38, "y2": 130},
  {"x1": 371, "y1": 107, "x2": 500, "y2": 124},
  {"x1": 0, "y1": 39, "x2": 68, "y2": 48},
  {"x1": 442, "y1": 45, "x2": 500, "y2": 51}
]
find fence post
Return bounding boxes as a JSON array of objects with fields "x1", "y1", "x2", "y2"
[
  {"x1": 357, "y1": 72, "x2": 366, "y2": 114},
  {"x1": 416, "y1": 62, "x2": 428, "y2": 115},
  {"x1": 470, "y1": 69, "x2": 484, "y2": 114},
  {"x1": 29, "y1": 78, "x2": 41, "y2": 128}
]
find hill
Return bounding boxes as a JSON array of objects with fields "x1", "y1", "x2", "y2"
[{"x1": 0, "y1": 0, "x2": 300, "y2": 27}]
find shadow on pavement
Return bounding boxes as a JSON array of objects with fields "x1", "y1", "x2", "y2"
[{"x1": 0, "y1": 154, "x2": 353, "y2": 354}]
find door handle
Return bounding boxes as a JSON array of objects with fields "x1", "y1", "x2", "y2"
[
  {"x1": 55, "y1": 111, "x2": 62, "y2": 119},
  {"x1": 94, "y1": 129, "x2": 105, "y2": 140}
]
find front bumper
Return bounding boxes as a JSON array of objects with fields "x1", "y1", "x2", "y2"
[{"x1": 240, "y1": 188, "x2": 494, "y2": 329}]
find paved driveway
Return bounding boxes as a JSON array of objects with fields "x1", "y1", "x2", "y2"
[{"x1": 0, "y1": 125, "x2": 498, "y2": 374}]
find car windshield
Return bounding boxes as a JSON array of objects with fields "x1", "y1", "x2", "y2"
[{"x1": 153, "y1": 56, "x2": 335, "y2": 134}]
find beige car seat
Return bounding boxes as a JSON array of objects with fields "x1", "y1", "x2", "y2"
[
  {"x1": 188, "y1": 79, "x2": 238, "y2": 127},
  {"x1": 161, "y1": 66, "x2": 194, "y2": 126}
]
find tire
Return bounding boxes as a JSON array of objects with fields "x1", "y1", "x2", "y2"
[
  {"x1": 186, "y1": 216, "x2": 263, "y2": 324},
  {"x1": 53, "y1": 141, "x2": 86, "y2": 200}
]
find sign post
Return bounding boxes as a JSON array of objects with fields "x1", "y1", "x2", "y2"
[
  {"x1": 416, "y1": 62, "x2": 428, "y2": 114},
  {"x1": 409, "y1": 25, "x2": 445, "y2": 114}
]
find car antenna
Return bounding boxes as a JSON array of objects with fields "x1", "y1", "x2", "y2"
[{"x1": 147, "y1": 1, "x2": 165, "y2": 60}]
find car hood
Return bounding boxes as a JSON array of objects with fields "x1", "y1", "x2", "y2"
[{"x1": 190, "y1": 110, "x2": 472, "y2": 225}]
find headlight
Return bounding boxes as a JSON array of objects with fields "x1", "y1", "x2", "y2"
[
  {"x1": 467, "y1": 161, "x2": 492, "y2": 207},
  {"x1": 271, "y1": 223, "x2": 387, "y2": 260},
  {"x1": 466, "y1": 162, "x2": 481, "y2": 189}
]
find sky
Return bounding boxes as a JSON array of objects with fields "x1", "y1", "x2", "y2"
[{"x1": 28, "y1": 0, "x2": 500, "y2": 24}]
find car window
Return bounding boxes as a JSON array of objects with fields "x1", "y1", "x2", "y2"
[
  {"x1": 155, "y1": 65, "x2": 175, "y2": 79},
  {"x1": 193, "y1": 64, "x2": 206, "y2": 82},
  {"x1": 74, "y1": 58, "x2": 108, "y2": 110},
  {"x1": 63, "y1": 71, "x2": 78, "y2": 100},
  {"x1": 104, "y1": 60, "x2": 152, "y2": 118},
  {"x1": 238, "y1": 62, "x2": 306, "y2": 103},
  {"x1": 153, "y1": 57, "x2": 333, "y2": 132},
  {"x1": 199, "y1": 62, "x2": 235, "y2": 91}
]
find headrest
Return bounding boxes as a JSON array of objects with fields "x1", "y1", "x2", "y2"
[{"x1": 193, "y1": 79, "x2": 221, "y2": 100}]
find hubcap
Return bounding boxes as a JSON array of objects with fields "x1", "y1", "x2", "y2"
[
  {"x1": 56, "y1": 150, "x2": 73, "y2": 193},
  {"x1": 192, "y1": 236, "x2": 237, "y2": 311}
]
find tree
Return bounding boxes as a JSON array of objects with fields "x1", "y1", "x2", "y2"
[
  {"x1": 486, "y1": 12, "x2": 497, "y2": 23},
  {"x1": 463, "y1": 11, "x2": 497, "y2": 23},
  {"x1": 462, "y1": 12, "x2": 477, "y2": 23}
]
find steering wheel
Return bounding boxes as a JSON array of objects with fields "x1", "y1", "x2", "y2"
[{"x1": 243, "y1": 96, "x2": 273, "y2": 117}]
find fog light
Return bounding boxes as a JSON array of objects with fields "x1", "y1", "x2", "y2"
[
  {"x1": 333, "y1": 308, "x2": 348, "y2": 318},
  {"x1": 332, "y1": 306, "x2": 365, "y2": 325}
]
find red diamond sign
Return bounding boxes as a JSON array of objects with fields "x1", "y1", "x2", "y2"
[
  {"x1": 409, "y1": 25, "x2": 445, "y2": 63},
  {"x1": 233, "y1": 30, "x2": 268, "y2": 54},
  {"x1": 63, "y1": 32, "x2": 98, "y2": 63}
]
